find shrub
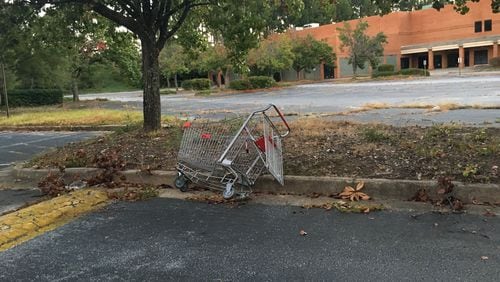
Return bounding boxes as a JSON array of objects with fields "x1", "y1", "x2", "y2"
[
  {"x1": 160, "y1": 89, "x2": 177, "y2": 95},
  {"x1": 181, "y1": 78, "x2": 211, "y2": 90},
  {"x1": 248, "y1": 76, "x2": 276, "y2": 89},
  {"x1": 399, "y1": 68, "x2": 430, "y2": 76},
  {"x1": 377, "y1": 64, "x2": 395, "y2": 72},
  {"x1": 372, "y1": 71, "x2": 396, "y2": 78},
  {"x1": 195, "y1": 89, "x2": 212, "y2": 96},
  {"x1": 229, "y1": 79, "x2": 253, "y2": 90},
  {"x1": 489, "y1": 56, "x2": 500, "y2": 67},
  {"x1": 6, "y1": 89, "x2": 63, "y2": 107}
]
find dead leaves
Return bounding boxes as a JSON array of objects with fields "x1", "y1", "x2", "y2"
[
  {"x1": 301, "y1": 200, "x2": 383, "y2": 213},
  {"x1": 339, "y1": 181, "x2": 370, "y2": 201},
  {"x1": 410, "y1": 188, "x2": 431, "y2": 202},
  {"x1": 186, "y1": 194, "x2": 248, "y2": 207},
  {"x1": 38, "y1": 171, "x2": 67, "y2": 197}
]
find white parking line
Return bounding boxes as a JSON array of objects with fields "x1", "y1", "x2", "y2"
[{"x1": 0, "y1": 134, "x2": 78, "y2": 149}]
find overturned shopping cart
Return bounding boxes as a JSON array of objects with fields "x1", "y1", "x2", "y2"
[{"x1": 174, "y1": 104, "x2": 290, "y2": 199}]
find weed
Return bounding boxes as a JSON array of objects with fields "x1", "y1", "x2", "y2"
[
  {"x1": 462, "y1": 164, "x2": 478, "y2": 178},
  {"x1": 361, "y1": 127, "x2": 390, "y2": 142},
  {"x1": 425, "y1": 124, "x2": 460, "y2": 140},
  {"x1": 473, "y1": 129, "x2": 488, "y2": 142}
]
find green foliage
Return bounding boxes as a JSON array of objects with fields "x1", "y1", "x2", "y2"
[
  {"x1": 338, "y1": 21, "x2": 387, "y2": 78},
  {"x1": 248, "y1": 76, "x2": 277, "y2": 88},
  {"x1": 7, "y1": 89, "x2": 63, "y2": 107},
  {"x1": 372, "y1": 71, "x2": 397, "y2": 78},
  {"x1": 205, "y1": 0, "x2": 304, "y2": 73},
  {"x1": 377, "y1": 64, "x2": 395, "y2": 72},
  {"x1": 291, "y1": 0, "x2": 336, "y2": 26},
  {"x1": 181, "y1": 79, "x2": 211, "y2": 90},
  {"x1": 229, "y1": 79, "x2": 253, "y2": 90},
  {"x1": 489, "y1": 57, "x2": 500, "y2": 67},
  {"x1": 399, "y1": 68, "x2": 430, "y2": 76},
  {"x1": 195, "y1": 89, "x2": 213, "y2": 96},
  {"x1": 248, "y1": 36, "x2": 295, "y2": 76},
  {"x1": 361, "y1": 127, "x2": 390, "y2": 142},
  {"x1": 160, "y1": 42, "x2": 189, "y2": 79},
  {"x1": 462, "y1": 164, "x2": 478, "y2": 178},
  {"x1": 197, "y1": 44, "x2": 231, "y2": 73},
  {"x1": 160, "y1": 89, "x2": 177, "y2": 95},
  {"x1": 291, "y1": 35, "x2": 335, "y2": 78},
  {"x1": 229, "y1": 76, "x2": 276, "y2": 90}
]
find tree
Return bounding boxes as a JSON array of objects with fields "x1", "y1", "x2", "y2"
[
  {"x1": 335, "y1": 0, "x2": 354, "y2": 21},
  {"x1": 247, "y1": 35, "x2": 295, "y2": 80},
  {"x1": 291, "y1": 35, "x2": 335, "y2": 80},
  {"x1": 159, "y1": 42, "x2": 189, "y2": 90},
  {"x1": 289, "y1": 0, "x2": 336, "y2": 26},
  {"x1": 26, "y1": 0, "x2": 215, "y2": 131},
  {"x1": 0, "y1": 1, "x2": 34, "y2": 109},
  {"x1": 205, "y1": 0, "x2": 304, "y2": 75},
  {"x1": 337, "y1": 21, "x2": 387, "y2": 78},
  {"x1": 198, "y1": 44, "x2": 231, "y2": 87}
]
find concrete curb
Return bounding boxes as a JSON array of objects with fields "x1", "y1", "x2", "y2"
[
  {"x1": 9, "y1": 168, "x2": 500, "y2": 204},
  {"x1": 0, "y1": 189, "x2": 108, "y2": 252}
]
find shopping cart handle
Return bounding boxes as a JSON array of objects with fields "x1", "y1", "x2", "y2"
[{"x1": 268, "y1": 104, "x2": 290, "y2": 138}]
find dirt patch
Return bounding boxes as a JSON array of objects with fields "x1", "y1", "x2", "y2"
[{"x1": 27, "y1": 118, "x2": 499, "y2": 184}]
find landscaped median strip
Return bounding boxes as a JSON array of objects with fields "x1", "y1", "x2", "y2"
[{"x1": 0, "y1": 189, "x2": 108, "y2": 252}]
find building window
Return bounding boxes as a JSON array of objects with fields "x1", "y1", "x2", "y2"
[
  {"x1": 484, "y1": 19, "x2": 492, "y2": 31},
  {"x1": 474, "y1": 21, "x2": 482, "y2": 32}
]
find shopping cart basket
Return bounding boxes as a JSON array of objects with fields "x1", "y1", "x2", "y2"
[{"x1": 174, "y1": 104, "x2": 290, "y2": 199}]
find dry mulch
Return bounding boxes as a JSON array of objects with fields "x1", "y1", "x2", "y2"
[{"x1": 28, "y1": 118, "x2": 499, "y2": 184}]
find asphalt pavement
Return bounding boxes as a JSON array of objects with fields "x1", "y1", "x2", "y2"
[
  {"x1": 0, "y1": 131, "x2": 103, "y2": 169},
  {"x1": 78, "y1": 75, "x2": 500, "y2": 126},
  {"x1": 0, "y1": 198, "x2": 498, "y2": 281}
]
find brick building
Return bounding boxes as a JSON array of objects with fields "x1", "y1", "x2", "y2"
[{"x1": 283, "y1": 0, "x2": 500, "y2": 80}]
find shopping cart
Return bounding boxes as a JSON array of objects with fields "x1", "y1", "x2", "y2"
[{"x1": 174, "y1": 104, "x2": 290, "y2": 199}]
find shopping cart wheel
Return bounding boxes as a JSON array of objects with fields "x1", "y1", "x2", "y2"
[
  {"x1": 223, "y1": 183, "x2": 235, "y2": 199},
  {"x1": 174, "y1": 174, "x2": 189, "y2": 192}
]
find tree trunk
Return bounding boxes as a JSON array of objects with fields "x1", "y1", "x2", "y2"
[
  {"x1": 352, "y1": 57, "x2": 357, "y2": 79},
  {"x1": 1, "y1": 63, "x2": 9, "y2": 118},
  {"x1": 216, "y1": 70, "x2": 222, "y2": 88},
  {"x1": 224, "y1": 69, "x2": 230, "y2": 87},
  {"x1": 296, "y1": 70, "x2": 300, "y2": 80},
  {"x1": 72, "y1": 79, "x2": 79, "y2": 102},
  {"x1": 166, "y1": 75, "x2": 171, "y2": 88},
  {"x1": 174, "y1": 73, "x2": 178, "y2": 92},
  {"x1": 141, "y1": 40, "x2": 161, "y2": 131}
]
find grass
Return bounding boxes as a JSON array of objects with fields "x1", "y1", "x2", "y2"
[
  {"x1": 0, "y1": 108, "x2": 143, "y2": 126},
  {"x1": 339, "y1": 102, "x2": 500, "y2": 115},
  {"x1": 160, "y1": 88, "x2": 178, "y2": 95},
  {"x1": 79, "y1": 84, "x2": 140, "y2": 94}
]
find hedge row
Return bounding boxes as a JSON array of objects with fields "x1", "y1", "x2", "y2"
[
  {"x1": 181, "y1": 78, "x2": 211, "y2": 90},
  {"x1": 229, "y1": 76, "x2": 276, "y2": 90},
  {"x1": 372, "y1": 68, "x2": 430, "y2": 78},
  {"x1": 3, "y1": 89, "x2": 63, "y2": 107},
  {"x1": 377, "y1": 64, "x2": 395, "y2": 72},
  {"x1": 489, "y1": 56, "x2": 500, "y2": 67}
]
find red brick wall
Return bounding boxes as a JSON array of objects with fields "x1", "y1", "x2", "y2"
[{"x1": 285, "y1": 0, "x2": 500, "y2": 77}]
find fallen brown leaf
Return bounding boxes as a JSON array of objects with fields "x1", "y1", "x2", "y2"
[{"x1": 339, "y1": 181, "x2": 370, "y2": 201}]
